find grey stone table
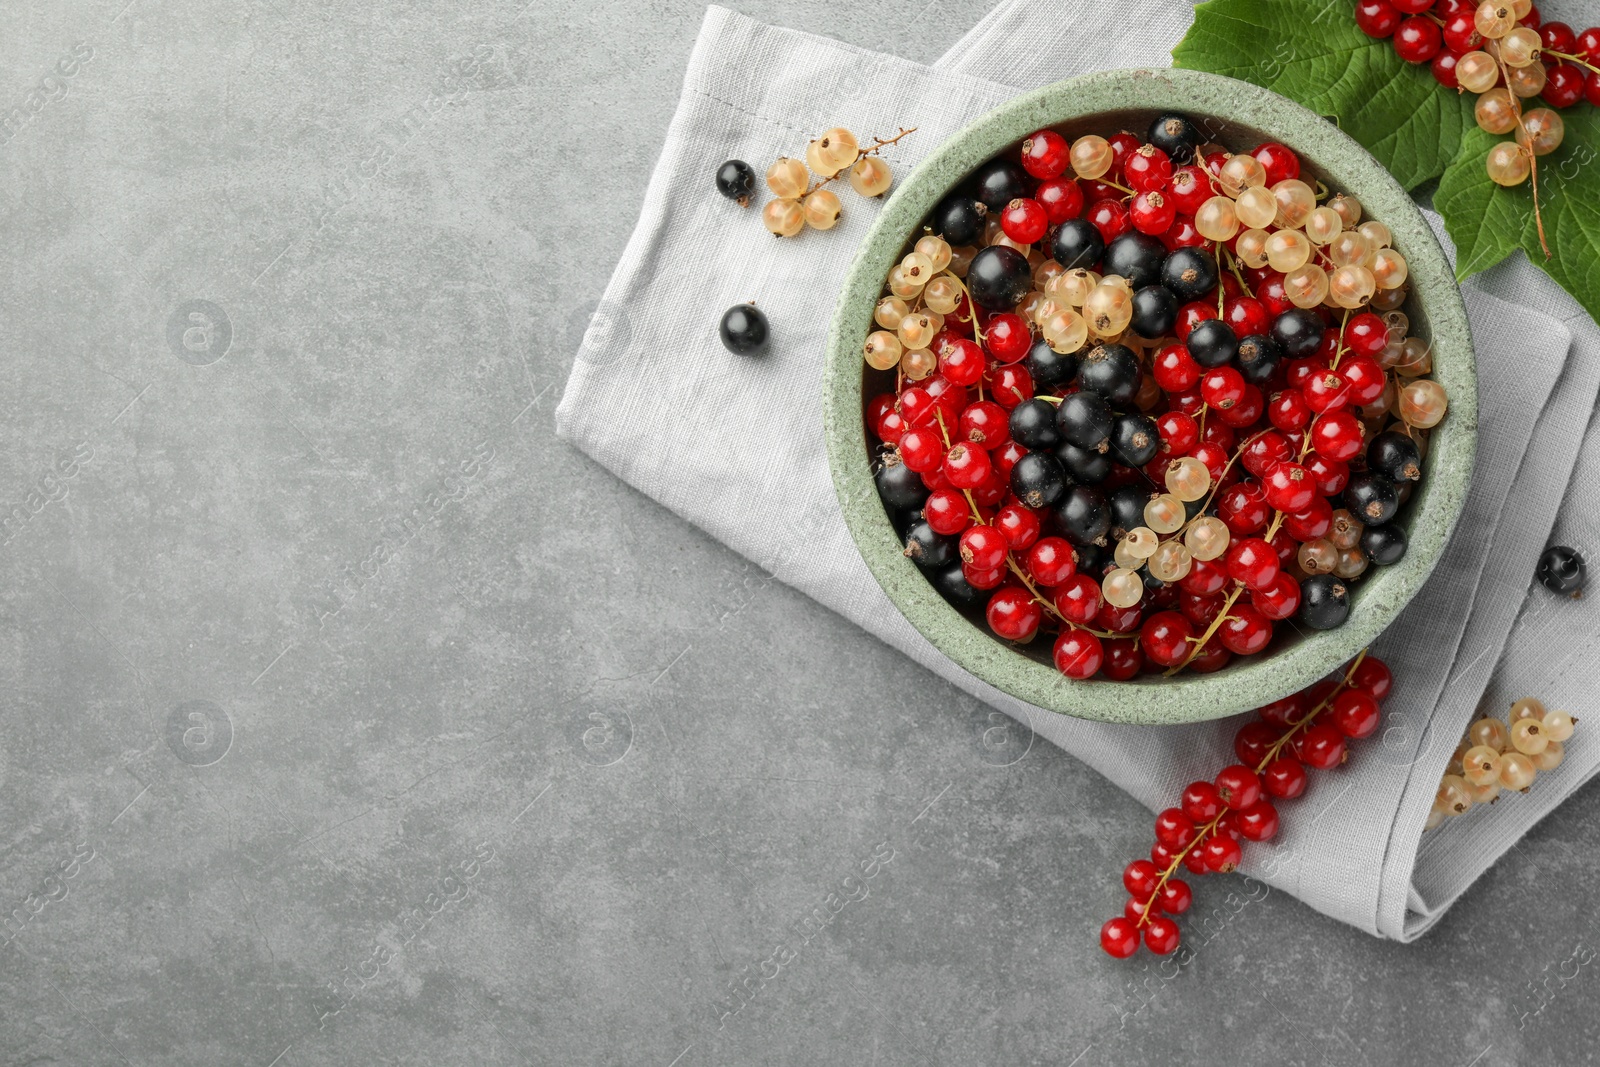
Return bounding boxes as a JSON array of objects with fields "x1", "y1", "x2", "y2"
[{"x1": 2, "y1": 1, "x2": 1597, "y2": 1064}]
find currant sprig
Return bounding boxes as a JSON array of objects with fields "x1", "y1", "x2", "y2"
[
  {"x1": 1431, "y1": 696, "x2": 1579, "y2": 823},
  {"x1": 1101, "y1": 650, "x2": 1393, "y2": 958}
]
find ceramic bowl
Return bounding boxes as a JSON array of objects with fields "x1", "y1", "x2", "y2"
[{"x1": 823, "y1": 68, "x2": 1477, "y2": 725}]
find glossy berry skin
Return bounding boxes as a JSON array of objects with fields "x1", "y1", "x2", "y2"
[
  {"x1": 1235, "y1": 721, "x2": 1282, "y2": 765},
  {"x1": 987, "y1": 364, "x2": 1034, "y2": 409},
  {"x1": 1124, "y1": 859, "x2": 1161, "y2": 897},
  {"x1": 1079, "y1": 344, "x2": 1143, "y2": 407},
  {"x1": 1299, "y1": 574, "x2": 1351, "y2": 630},
  {"x1": 1367, "y1": 431, "x2": 1421, "y2": 483},
  {"x1": 1252, "y1": 142, "x2": 1300, "y2": 186},
  {"x1": 1272, "y1": 309, "x2": 1325, "y2": 358},
  {"x1": 1158, "y1": 880, "x2": 1193, "y2": 915},
  {"x1": 1144, "y1": 916, "x2": 1181, "y2": 955},
  {"x1": 1252, "y1": 571, "x2": 1302, "y2": 621},
  {"x1": 1344, "y1": 471, "x2": 1399, "y2": 525},
  {"x1": 1102, "y1": 639, "x2": 1144, "y2": 681},
  {"x1": 1000, "y1": 198, "x2": 1049, "y2": 244},
  {"x1": 1027, "y1": 536, "x2": 1077, "y2": 587},
  {"x1": 1036, "y1": 177, "x2": 1085, "y2": 224},
  {"x1": 1219, "y1": 482, "x2": 1270, "y2": 536},
  {"x1": 967, "y1": 245, "x2": 1033, "y2": 310},
  {"x1": 1236, "y1": 800, "x2": 1279, "y2": 843},
  {"x1": 1393, "y1": 16, "x2": 1443, "y2": 62},
  {"x1": 924, "y1": 489, "x2": 969, "y2": 536},
  {"x1": 1263, "y1": 461, "x2": 1316, "y2": 513},
  {"x1": 994, "y1": 503, "x2": 1040, "y2": 550},
  {"x1": 1104, "y1": 233, "x2": 1169, "y2": 290},
  {"x1": 1056, "y1": 442, "x2": 1110, "y2": 485},
  {"x1": 932, "y1": 195, "x2": 986, "y2": 245},
  {"x1": 1282, "y1": 498, "x2": 1332, "y2": 543},
  {"x1": 1131, "y1": 190, "x2": 1176, "y2": 236},
  {"x1": 1342, "y1": 312, "x2": 1388, "y2": 358},
  {"x1": 1051, "y1": 218, "x2": 1106, "y2": 271},
  {"x1": 1056, "y1": 485, "x2": 1111, "y2": 547},
  {"x1": 1125, "y1": 143, "x2": 1174, "y2": 192},
  {"x1": 1240, "y1": 432, "x2": 1290, "y2": 479},
  {"x1": 1008, "y1": 399, "x2": 1060, "y2": 450},
  {"x1": 1542, "y1": 63, "x2": 1586, "y2": 109},
  {"x1": 715, "y1": 159, "x2": 757, "y2": 204},
  {"x1": 1541, "y1": 21, "x2": 1577, "y2": 54},
  {"x1": 1227, "y1": 538, "x2": 1281, "y2": 591},
  {"x1": 943, "y1": 443, "x2": 992, "y2": 489},
  {"x1": 1054, "y1": 629, "x2": 1104, "y2": 679},
  {"x1": 959, "y1": 524, "x2": 1008, "y2": 571},
  {"x1": 957, "y1": 400, "x2": 1008, "y2": 447},
  {"x1": 1187, "y1": 320, "x2": 1240, "y2": 370},
  {"x1": 719, "y1": 303, "x2": 770, "y2": 355},
  {"x1": 903, "y1": 521, "x2": 957, "y2": 570},
  {"x1": 1330, "y1": 689, "x2": 1381, "y2": 739},
  {"x1": 1201, "y1": 834, "x2": 1242, "y2": 874},
  {"x1": 1268, "y1": 389, "x2": 1312, "y2": 434},
  {"x1": 1111, "y1": 413, "x2": 1162, "y2": 467},
  {"x1": 1026, "y1": 337, "x2": 1078, "y2": 388},
  {"x1": 1219, "y1": 604, "x2": 1273, "y2": 655},
  {"x1": 1087, "y1": 198, "x2": 1130, "y2": 243},
  {"x1": 1442, "y1": 10, "x2": 1483, "y2": 53},
  {"x1": 1261, "y1": 756, "x2": 1308, "y2": 799},
  {"x1": 1181, "y1": 780, "x2": 1223, "y2": 823},
  {"x1": 1147, "y1": 112, "x2": 1201, "y2": 164},
  {"x1": 1355, "y1": 0, "x2": 1401, "y2": 38},
  {"x1": 1010, "y1": 452, "x2": 1068, "y2": 510},
  {"x1": 1021, "y1": 129, "x2": 1070, "y2": 179},
  {"x1": 972, "y1": 158, "x2": 1030, "y2": 210},
  {"x1": 1311, "y1": 410, "x2": 1364, "y2": 463},
  {"x1": 1141, "y1": 611, "x2": 1195, "y2": 668},
  {"x1": 1162, "y1": 247, "x2": 1220, "y2": 302},
  {"x1": 1054, "y1": 573, "x2": 1103, "y2": 624},
  {"x1": 1055, "y1": 392, "x2": 1114, "y2": 451},
  {"x1": 1215, "y1": 765, "x2": 1262, "y2": 810},
  {"x1": 1430, "y1": 50, "x2": 1459, "y2": 90},
  {"x1": 1349, "y1": 655, "x2": 1392, "y2": 700},
  {"x1": 1306, "y1": 454, "x2": 1350, "y2": 496},
  {"x1": 1131, "y1": 286, "x2": 1179, "y2": 339},
  {"x1": 987, "y1": 586, "x2": 1043, "y2": 641},
  {"x1": 1153, "y1": 343, "x2": 1202, "y2": 393},
  {"x1": 1341, "y1": 355, "x2": 1386, "y2": 406},
  {"x1": 1201, "y1": 366, "x2": 1246, "y2": 411},
  {"x1": 1537, "y1": 544, "x2": 1587, "y2": 595},
  {"x1": 1101, "y1": 917, "x2": 1140, "y2": 958},
  {"x1": 940, "y1": 337, "x2": 987, "y2": 387},
  {"x1": 986, "y1": 313, "x2": 1032, "y2": 364},
  {"x1": 1296, "y1": 722, "x2": 1347, "y2": 770}
]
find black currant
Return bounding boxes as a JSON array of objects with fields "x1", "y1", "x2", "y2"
[
  {"x1": 1148, "y1": 113, "x2": 1201, "y2": 164},
  {"x1": 933, "y1": 563, "x2": 989, "y2": 611},
  {"x1": 1009, "y1": 398, "x2": 1062, "y2": 450},
  {"x1": 1011, "y1": 452, "x2": 1068, "y2": 510},
  {"x1": 719, "y1": 303, "x2": 770, "y2": 355},
  {"x1": 1055, "y1": 441, "x2": 1111, "y2": 484},
  {"x1": 1367, "y1": 431, "x2": 1422, "y2": 483},
  {"x1": 972, "y1": 158, "x2": 1031, "y2": 210},
  {"x1": 903, "y1": 520, "x2": 957, "y2": 570},
  {"x1": 875, "y1": 455, "x2": 929, "y2": 513},
  {"x1": 1054, "y1": 390, "x2": 1113, "y2": 451},
  {"x1": 930, "y1": 195, "x2": 987, "y2": 246},
  {"x1": 1110, "y1": 412, "x2": 1161, "y2": 467},
  {"x1": 1161, "y1": 247, "x2": 1219, "y2": 303},
  {"x1": 1360, "y1": 523, "x2": 1408, "y2": 566},
  {"x1": 1186, "y1": 319, "x2": 1239, "y2": 369},
  {"x1": 1537, "y1": 544, "x2": 1587, "y2": 596},
  {"x1": 1050, "y1": 219, "x2": 1106, "y2": 271},
  {"x1": 1108, "y1": 484, "x2": 1154, "y2": 539},
  {"x1": 1078, "y1": 343, "x2": 1142, "y2": 408},
  {"x1": 1075, "y1": 541, "x2": 1112, "y2": 578},
  {"x1": 1055, "y1": 485, "x2": 1110, "y2": 547},
  {"x1": 1130, "y1": 286, "x2": 1179, "y2": 339},
  {"x1": 1103, "y1": 233, "x2": 1168, "y2": 290},
  {"x1": 967, "y1": 245, "x2": 1032, "y2": 310},
  {"x1": 1026, "y1": 337, "x2": 1078, "y2": 389},
  {"x1": 715, "y1": 159, "x2": 757, "y2": 206},
  {"x1": 1344, "y1": 471, "x2": 1399, "y2": 525},
  {"x1": 1138, "y1": 567, "x2": 1165, "y2": 592},
  {"x1": 1298, "y1": 574, "x2": 1351, "y2": 630},
  {"x1": 1236, "y1": 334, "x2": 1282, "y2": 386},
  {"x1": 1271, "y1": 308, "x2": 1325, "y2": 358}
]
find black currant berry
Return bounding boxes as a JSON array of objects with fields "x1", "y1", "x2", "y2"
[
  {"x1": 1186, "y1": 319, "x2": 1239, "y2": 369},
  {"x1": 1110, "y1": 412, "x2": 1161, "y2": 467},
  {"x1": 1078, "y1": 343, "x2": 1142, "y2": 408},
  {"x1": 1361, "y1": 523, "x2": 1408, "y2": 566},
  {"x1": 1108, "y1": 484, "x2": 1154, "y2": 539},
  {"x1": 1271, "y1": 309, "x2": 1325, "y2": 358},
  {"x1": 1367, "y1": 431, "x2": 1422, "y2": 483},
  {"x1": 1161, "y1": 247, "x2": 1219, "y2": 302},
  {"x1": 1009, "y1": 398, "x2": 1062, "y2": 450},
  {"x1": 715, "y1": 159, "x2": 757, "y2": 206},
  {"x1": 1055, "y1": 441, "x2": 1111, "y2": 484},
  {"x1": 1138, "y1": 567, "x2": 1165, "y2": 592},
  {"x1": 903, "y1": 521, "x2": 957, "y2": 570},
  {"x1": 1236, "y1": 334, "x2": 1282, "y2": 386},
  {"x1": 1299, "y1": 574, "x2": 1351, "y2": 630},
  {"x1": 1130, "y1": 286, "x2": 1179, "y2": 339},
  {"x1": 1103, "y1": 233, "x2": 1168, "y2": 290},
  {"x1": 1026, "y1": 337, "x2": 1078, "y2": 389},
  {"x1": 719, "y1": 303, "x2": 770, "y2": 355},
  {"x1": 875, "y1": 456, "x2": 929, "y2": 513},
  {"x1": 1050, "y1": 219, "x2": 1106, "y2": 271},
  {"x1": 1054, "y1": 390, "x2": 1113, "y2": 451},
  {"x1": 1184, "y1": 494, "x2": 1211, "y2": 520},
  {"x1": 933, "y1": 563, "x2": 989, "y2": 611},
  {"x1": 972, "y1": 159, "x2": 1031, "y2": 210},
  {"x1": 1537, "y1": 544, "x2": 1587, "y2": 596},
  {"x1": 967, "y1": 245, "x2": 1032, "y2": 310},
  {"x1": 1011, "y1": 452, "x2": 1069, "y2": 510},
  {"x1": 1344, "y1": 471, "x2": 1399, "y2": 525},
  {"x1": 1055, "y1": 485, "x2": 1111, "y2": 547},
  {"x1": 1148, "y1": 113, "x2": 1200, "y2": 164},
  {"x1": 1075, "y1": 541, "x2": 1112, "y2": 578},
  {"x1": 931, "y1": 195, "x2": 987, "y2": 246}
]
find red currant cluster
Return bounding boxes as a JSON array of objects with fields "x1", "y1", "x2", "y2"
[
  {"x1": 1355, "y1": 0, "x2": 1599, "y2": 189},
  {"x1": 867, "y1": 112, "x2": 1448, "y2": 681},
  {"x1": 1100, "y1": 652, "x2": 1393, "y2": 958}
]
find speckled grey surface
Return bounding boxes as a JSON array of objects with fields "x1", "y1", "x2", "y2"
[
  {"x1": 0, "y1": 2, "x2": 1595, "y2": 1065},
  {"x1": 824, "y1": 68, "x2": 1478, "y2": 725}
]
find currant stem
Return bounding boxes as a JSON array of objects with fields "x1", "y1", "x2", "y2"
[
  {"x1": 1328, "y1": 308, "x2": 1352, "y2": 372},
  {"x1": 803, "y1": 128, "x2": 918, "y2": 197},
  {"x1": 1544, "y1": 49, "x2": 1600, "y2": 75},
  {"x1": 1491, "y1": 50, "x2": 1551, "y2": 260},
  {"x1": 1164, "y1": 584, "x2": 1244, "y2": 676}
]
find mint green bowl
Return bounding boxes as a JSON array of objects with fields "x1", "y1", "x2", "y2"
[{"x1": 823, "y1": 68, "x2": 1477, "y2": 725}]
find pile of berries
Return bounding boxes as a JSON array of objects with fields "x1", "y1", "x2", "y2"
[
  {"x1": 1432, "y1": 695, "x2": 1578, "y2": 826},
  {"x1": 867, "y1": 111, "x2": 1451, "y2": 680},
  {"x1": 1101, "y1": 653, "x2": 1393, "y2": 957},
  {"x1": 715, "y1": 127, "x2": 915, "y2": 237},
  {"x1": 1354, "y1": 0, "x2": 1600, "y2": 188}
]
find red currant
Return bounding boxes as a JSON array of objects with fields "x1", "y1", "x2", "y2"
[
  {"x1": 1349, "y1": 654, "x2": 1393, "y2": 700},
  {"x1": 1166, "y1": 165, "x2": 1212, "y2": 215},
  {"x1": 1219, "y1": 482, "x2": 1271, "y2": 536},
  {"x1": 1295, "y1": 722, "x2": 1348, "y2": 770},
  {"x1": 1127, "y1": 189, "x2": 1174, "y2": 236},
  {"x1": 1543, "y1": 63, "x2": 1586, "y2": 109},
  {"x1": 1100, "y1": 916, "x2": 1140, "y2": 958},
  {"x1": 1330, "y1": 689, "x2": 1381, "y2": 739},
  {"x1": 1054, "y1": 629, "x2": 1103, "y2": 679},
  {"x1": 1311, "y1": 410, "x2": 1364, "y2": 462},
  {"x1": 1356, "y1": 0, "x2": 1401, "y2": 36},
  {"x1": 1587, "y1": 70, "x2": 1600, "y2": 108},
  {"x1": 1181, "y1": 780, "x2": 1223, "y2": 823},
  {"x1": 1175, "y1": 300, "x2": 1220, "y2": 340},
  {"x1": 1236, "y1": 799, "x2": 1279, "y2": 842},
  {"x1": 924, "y1": 489, "x2": 969, "y2": 535},
  {"x1": 1144, "y1": 915, "x2": 1181, "y2": 955},
  {"x1": 898, "y1": 428, "x2": 942, "y2": 472},
  {"x1": 1263, "y1": 460, "x2": 1316, "y2": 512},
  {"x1": 1541, "y1": 21, "x2": 1576, "y2": 53},
  {"x1": 1155, "y1": 411, "x2": 1199, "y2": 458},
  {"x1": 1267, "y1": 389, "x2": 1312, "y2": 434},
  {"x1": 994, "y1": 503, "x2": 1040, "y2": 550},
  {"x1": 1096, "y1": 599, "x2": 1143, "y2": 634},
  {"x1": 1306, "y1": 453, "x2": 1350, "y2": 496},
  {"x1": 1251, "y1": 571, "x2": 1302, "y2": 621},
  {"x1": 1342, "y1": 312, "x2": 1389, "y2": 357},
  {"x1": 1576, "y1": 26, "x2": 1600, "y2": 62},
  {"x1": 1252, "y1": 142, "x2": 1300, "y2": 186},
  {"x1": 1106, "y1": 130, "x2": 1141, "y2": 178},
  {"x1": 1215, "y1": 764, "x2": 1262, "y2": 810},
  {"x1": 1181, "y1": 590, "x2": 1224, "y2": 627},
  {"x1": 939, "y1": 337, "x2": 986, "y2": 386},
  {"x1": 1053, "y1": 573, "x2": 1102, "y2": 624},
  {"x1": 1226, "y1": 537, "x2": 1281, "y2": 590},
  {"x1": 992, "y1": 441, "x2": 1027, "y2": 484},
  {"x1": 1000, "y1": 198, "x2": 1049, "y2": 245},
  {"x1": 1102, "y1": 637, "x2": 1144, "y2": 680},
  {"x1": 987, "y1": 585, "x2": 1043, "y2": 641},
  {"x1": 1201, "y1": 366, "x2": 1246, "y2": 411},
  {"x1": 1235, "y1": 721, "x2": 1282, "y2": 766},
  {"x1": 1261, "y1": 756, "x2": 1308, "y2": 799},
  {"x1": 1189, "y1": 643, "x2": 1232, "y2": 674},
  {"x1": 1027, "y1": 536, "x2": 1077, "y2": 586},
  {"x1": 985, "y1": 313, "x2": 1032, "y2": 364},
  {"x1": 1155, "y1": 807, "x2": 1198, "y2": 849},
  {"x1": 1162, "y1": 214, "x2": 1209, "y2": 252},
  {"x1": 1442, "y1": 10, "x2": 1483, "y2": 52},
  {"x1": 987, "y1": 364, "x2": 1034, "y2": 409},
  {"x1": 1035, "y1": 176, "x2": 1085, "y2": 223},
  {"x1": 1123, "y1": 859, "x2": 1160, "y2": 897},
  {"x1": 1125, "y1": 143, "x2": 1174, "y2": 193},
  {"x1": 1201, "y1": 834, "x2": 1242, "y2": 873},
  {"x1": 1140, "y1": 610, "x2": 1195, "y2": 669},
  {"x1": 959, "y1": 524, "x2": 1007, "y2": 571},
  {"x1": 1391, "y1": 0, "x2": 1432, "y2": 14},
  {"x1": 1282, "y1": 497, "x2": 1332, "y2": 542},
  {"x1": 1224, "y1": 296, "x2": 1271, "y2": 339},
  {"x1": 943, "y1": 442, "x2": 992, "y2": 488},
  {"x1": 1086, "y1": 198, "x2": 1130, "y2": 243},
  {"x1": 1153, "y1": 343, "x2": 1202, "y2": 392},
  {"x1": 1020, "y1": 129, "x2": 1070, "y2": 179},
  {"x1": 1393, "y1": 16, "x2": 1443, "y2": 62},
  {"x1": 1241, "y1": 431, "x2": 1292, "y2": 478},
  {"x1": 1157, "y1": 879, "x2": 1192, "y2": 915},
  {"x1": 1219, "y1": 603, "x2": 1274, "y2": 655},
  {"x1": 962, "y1": 562, "x2": 1005, "y2": 590},
  {"x1": 1341, "y1": 355, "x2": 1386, "y2": 405},
  {"x1": 1430, "y1": 50, "x2": 1459, "y2": 90},
  {"x1": 1304, "y1": 369, "x2": 1352, "y2": 413}
]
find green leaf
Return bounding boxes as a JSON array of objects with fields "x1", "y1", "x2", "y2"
[
  {"x1": 1173, "y1": 0, "x2": 1474, "y2": 190},
  {"x1": 1435, "y1": 111, "x2": 1600, "y2": 322},
  {"x1": 1174, "y1": 0, "x2": 1600, "y2": 322}
]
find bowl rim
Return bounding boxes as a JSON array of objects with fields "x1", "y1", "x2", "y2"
[{"x1": 823, "y1": 67, "x2": 1478, "y2": 725}]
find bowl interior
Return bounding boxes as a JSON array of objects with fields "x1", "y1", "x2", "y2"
[{"x1": 824, "y1": 69, "x2": 1477, "y2": 725}]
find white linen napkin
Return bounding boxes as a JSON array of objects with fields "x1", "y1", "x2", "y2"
[{"x1": 555, "y1": 0, "x2": 1600, "y2": 940}]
